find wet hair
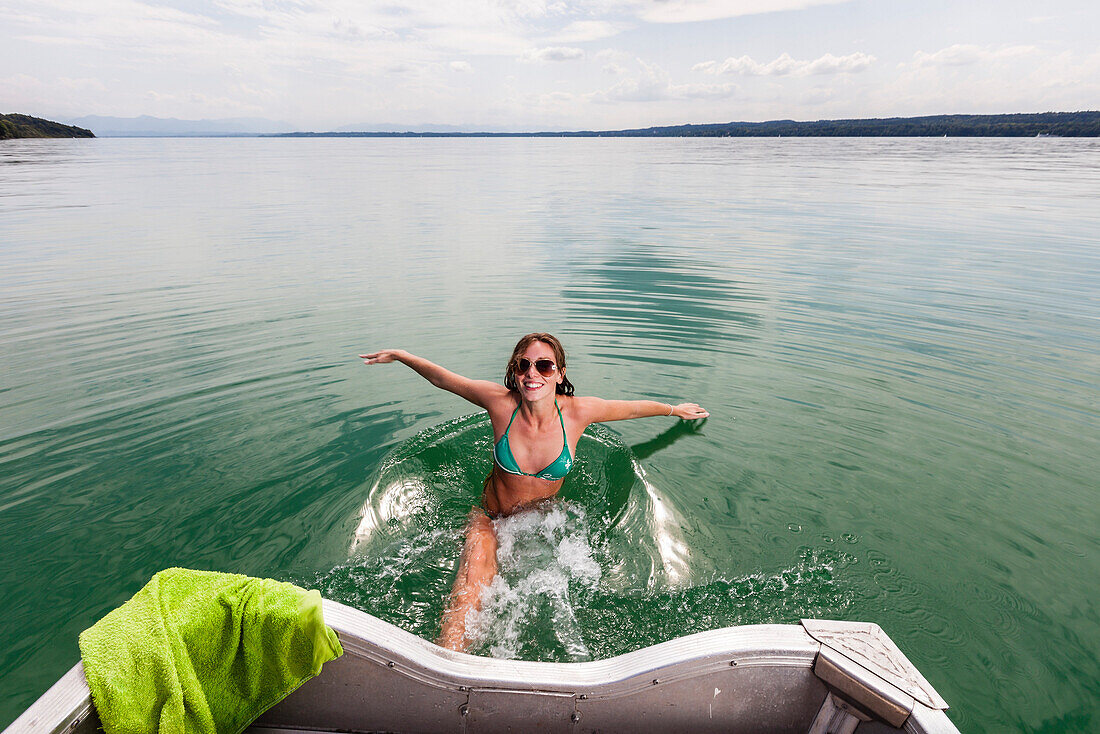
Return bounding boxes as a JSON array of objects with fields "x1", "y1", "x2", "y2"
[{"x1": 504, "y1": 332, "x2": 575, "y2": 396}]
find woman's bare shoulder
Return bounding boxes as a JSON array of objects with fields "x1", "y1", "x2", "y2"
[
  {"x1": 483, "y1": 385, "x2": 518, "y2": 413},
  {"x1": 562, "y1": 394, "x2": 603, "y2": 421}
]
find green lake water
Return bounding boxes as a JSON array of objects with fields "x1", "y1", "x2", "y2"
[{"x1": 1, "y1": 137, "x2": 1097, "y2": 731}]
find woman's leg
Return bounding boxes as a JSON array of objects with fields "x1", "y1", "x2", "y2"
[{"x1": 437, "y1": 508, "x2": 498, "y2": 651}]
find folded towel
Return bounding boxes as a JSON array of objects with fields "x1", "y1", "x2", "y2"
[{"x1": 78, "y1": 568, "x2": 343, "y2": 734}]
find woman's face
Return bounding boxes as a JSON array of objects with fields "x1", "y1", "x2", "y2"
[{"x1": 515, "y1": 340, "x2": 563, "y2": 401}]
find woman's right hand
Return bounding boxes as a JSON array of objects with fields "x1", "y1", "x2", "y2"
[
  {"x1": 671, "y1": 402, "x2": 709, "y2": 420},
  {"x1": 359, "y1": 349, "x2": 405, "y2": 365}
]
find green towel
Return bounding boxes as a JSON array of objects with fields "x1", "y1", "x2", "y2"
[{"x1": 78, "y1": 568, "x2": 343, "y2": 734}]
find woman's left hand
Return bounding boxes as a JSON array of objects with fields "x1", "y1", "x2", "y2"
[{"x1": 672, "y1": 403, "x2": 709, "y2": 420}]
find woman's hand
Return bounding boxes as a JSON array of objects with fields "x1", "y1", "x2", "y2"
[
  {"x1": 359, "y1": 349, "x2": 406, "y2": 365},
  {"x1": 671, "y1": 402, "x2": 709, "y2": 420}
]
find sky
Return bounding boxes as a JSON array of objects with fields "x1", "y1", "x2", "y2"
[{"x1": 2, "y1": 0, "x2": 1098, "y2": 131}]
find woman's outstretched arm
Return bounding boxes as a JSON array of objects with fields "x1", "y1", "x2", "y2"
[
  {"x1": 360, "y1": 349, "x2": 507, "y2": 409},
  {"x1": 575, "y1": 396, "x2": 709, "y2": 424}
]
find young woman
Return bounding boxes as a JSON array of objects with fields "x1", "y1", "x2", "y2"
[{"x1": 360, "y1": 333, "x2": 708, "y2": 651}]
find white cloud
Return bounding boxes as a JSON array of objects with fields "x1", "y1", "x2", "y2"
[
  {"x1": 803, "y1": 52, "x2": 875, "y2": 74},
  {"x1": 910, "y1": 44, "x2": 1037, "y2": 68},
  {"x1": 694, "y1": 51, "x2": 874, "y2": 76},
  {"x1": 0, "y1": 73, "x2": 43, "y2": 97},
  {"x1": 13, "y1": 34, "x2": 89, "y2": 46},
  {"x1": 521, "y1": 46, "x2": 586, "y2": 62},
  {"x1": 590, "y1": 60, "x2": 738, "y2": 103},
  {"x1": 633, "y1": 0, "x2": 852, "y2": 24},
  {"x1": 9, "y1": 0, "x2": 251, "y2": 62},
  {"x1": 800, "y1": 86, "x2": 836, "y2": 105},
  {"x1": 868, "y1": 47, "x2": 1100, "y2": 119},
  {"x1": 677, "y1": 81, "x2": 740, "y2": 99},
  {"x1": 328, "y1": 17, "x2": 397, "y2": 41},
  {"x1": 210, "y1": 0, "x2": 283, "y2": 21},
  {"x1": 2, "y1": 0, "x2": 1097, "y2": 130},
  {"x1": 542, "y1": 91, "x2": 575, "y2": 102},
  {"x1": 592, "y1": 60, "x2": 670, "y2": 101},
  {"x1": 596, "y1": 48, "x2": 633, "y2": 62},
  {"x1": 58, "y1": 76, "x2": 108, "y2": 92},
  {"x1": 547, "y1": 20, "x2": 624, "y2": 42}
]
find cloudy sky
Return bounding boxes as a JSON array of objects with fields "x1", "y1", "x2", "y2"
[{"x1": 2, "y1": 0, "x2": 1098, "y2": 131}]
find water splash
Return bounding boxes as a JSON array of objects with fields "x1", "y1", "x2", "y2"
[
  {"x1": 349, "y1": 413, "x2": 493, "y2": 554},
  {"x1": 466, "y1": 502, "x2": 601, "y2": 660},
  {"x1": 334, "y1": 414, "x2": 713, "y2": 660},
  {"x1": 331, "y1": 414, "x2": 859, "y2": 665}
]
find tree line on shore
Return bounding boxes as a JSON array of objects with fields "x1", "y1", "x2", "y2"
[
  {"x1": 1, "y1": 114, "x2": 95, "y2": 139},
  {"x1": 282, "y1": 111, "x2": 1099, "y2": 138},
  {"x1": 4, "y1": 110, "x2": 1098, "y2": 139},
  {"x1": 599, "y1": 111, "x2": 1100, "y2": 138}
]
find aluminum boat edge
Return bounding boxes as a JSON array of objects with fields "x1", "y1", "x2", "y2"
[{"x1": 5, "y1": 599, "x2": 959, "y2": 734}]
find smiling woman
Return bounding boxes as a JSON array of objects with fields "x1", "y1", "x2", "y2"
[{"x1": 360, "y1": 332, "x2": 708, "y2": 651}]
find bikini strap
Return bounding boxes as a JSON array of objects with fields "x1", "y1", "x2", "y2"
[{"x1": 504, "y1": 402, "x2": 520, "y2": 432}]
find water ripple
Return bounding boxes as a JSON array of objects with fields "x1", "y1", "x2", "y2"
[{"x1": 2, "y1": 138, "x2": 1099, "y2": 733}]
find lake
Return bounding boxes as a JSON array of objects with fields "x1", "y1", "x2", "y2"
[{"x1": 1, "y1": 136, "x2": 1097, "y2": 731}]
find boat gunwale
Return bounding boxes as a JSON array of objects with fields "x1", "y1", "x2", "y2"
[
  {"x1": 3, "y1": 599, "x2": 958, "y2": 734},
  {"x1": 323, "y1": 600, "x2": 820, "y2": 694}
]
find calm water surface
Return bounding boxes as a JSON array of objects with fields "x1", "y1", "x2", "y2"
[{"x1": 1, "y1": 137, "x2": 1097, "y2": 731}]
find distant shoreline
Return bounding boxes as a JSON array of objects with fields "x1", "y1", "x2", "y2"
[
  {"x1": 273, "y1": 112, "x2": 1099, "y2": 138},
  {"x1": 9, "y1": 111, "x2": 1099, "y2": 139},
  {"x1": 1, "y1": 113, "x2": 94, "y2": 139}
]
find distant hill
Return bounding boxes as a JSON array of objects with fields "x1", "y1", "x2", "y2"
[
  {"x1": 68, "y1": 115, "x2": 295, "y2": 137},
  {"x1": 1, "y1": 114, "x2": 94, "y2": 139},
  {"x1": 598, "y1": 111, "x2": 1100, "y2": 137},
  {"x1": 28, "y1": 110, "x2": 1099, "y2": 139},
  {"x1": 280, "y1": 111, "x2": 1100, "y2": 138}
]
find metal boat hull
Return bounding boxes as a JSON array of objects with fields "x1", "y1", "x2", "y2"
[{"x1": 5, "y1": 600, "x2": 958, "y2": 734}]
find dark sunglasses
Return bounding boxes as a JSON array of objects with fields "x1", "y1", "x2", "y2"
[{"x1": 514, "y1": 358, "x2": 557, "y2": 377}]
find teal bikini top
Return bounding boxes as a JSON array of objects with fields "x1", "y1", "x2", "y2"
[{"x1": 493, "y1": 399, "x2": 573, "y2": 481}]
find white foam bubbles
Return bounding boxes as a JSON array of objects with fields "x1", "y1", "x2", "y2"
[{"x1": 465, "y1": 501, "x2": 601, "y2": 661}]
